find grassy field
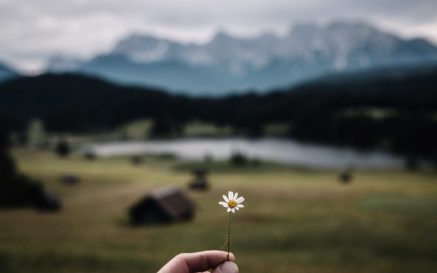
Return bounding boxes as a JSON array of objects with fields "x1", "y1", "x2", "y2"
[{"x1": 1, "y1": 150, "x2": 437, "y2": 273}]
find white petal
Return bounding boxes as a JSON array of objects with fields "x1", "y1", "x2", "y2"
[
  {"x1": 234, "y1": 192, "x2": 238, "y2": 199},
  {"x1": 237, "y1": 204, "x2": 244, "y2": 208},
  {"x1": 227, "y1": 208, "x2": 231, "y2": 212},
  {"x1": 223, "y1": 195, "x2": 229, "y2": 202},
  {"x1": 236, "y1": 197, "x2": 244, "y2": 203},
  {"x1": 235, "y1": 207, "x2": 239, "y2": 210},
  {"x1": 219, "y1": 202, "x2": 228, "y2": 207},
  {"x1": 228, "y1": 191, "x2": 234, "y2": 200},
  {"x1": 232, "y1": 208, "x2": 235, "y2": 213}
]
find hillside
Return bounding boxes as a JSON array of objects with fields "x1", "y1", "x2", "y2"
[
  {"x1": 1, "y1": 66, "x2": 437, "y2": 157},
  {"x1": 0, "y1": 74, "x2": 182, "y2": 132},
  {"x1": 0, "y1": 62, "x2": 20, "y2": 84}
]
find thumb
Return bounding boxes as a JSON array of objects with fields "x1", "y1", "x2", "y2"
[{"x1": 211, "y1": 261, "x2": 239, "y2": 273}]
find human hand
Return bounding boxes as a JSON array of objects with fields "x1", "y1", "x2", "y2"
[{"x1": 157, "y1": 250, "x2": 238, "y2": 273}]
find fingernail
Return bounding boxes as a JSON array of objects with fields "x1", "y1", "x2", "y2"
[{"x1": 219, "y1": 261, "x2": 239, "y2": 273}]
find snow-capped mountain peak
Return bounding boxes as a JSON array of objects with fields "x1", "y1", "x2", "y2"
[{"x1": 47, "y1": 21, "x2": 437, "y2": 95}]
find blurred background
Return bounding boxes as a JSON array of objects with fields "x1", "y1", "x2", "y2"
[{"x1": 1, "y1": 0, "x2": 437, "y2": 272}]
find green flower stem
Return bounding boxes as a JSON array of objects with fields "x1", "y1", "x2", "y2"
[{"x1": 227, "y1": 211, "x2": 232, "y2": 261}]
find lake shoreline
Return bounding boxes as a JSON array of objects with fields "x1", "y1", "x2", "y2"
[{"x1": 78, "y1": 137, "x2": 407, "y2": 170}]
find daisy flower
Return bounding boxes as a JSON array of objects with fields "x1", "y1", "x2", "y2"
[
  {"x1": 218, "y1": 191, "x2": 245, "y2": 261},
  {"x1": 219, "y1": 191, "x2": 244, "y2": 213}
]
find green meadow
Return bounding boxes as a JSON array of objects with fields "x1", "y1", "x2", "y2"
[{"x1": 1, "y1": 150, "x2": 437, "y2": 273}]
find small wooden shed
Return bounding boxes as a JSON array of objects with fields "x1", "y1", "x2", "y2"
[
  {"x1": 35, "y1": 191, "x2": 62, "y2": 211},
  {"x1": 61, "y1": 173, "x2": 80, "y2": 185},
  {"x1": 129, "y1": 186, "x2": 195, "y2": 225},
  {"x1": 189, "y1": 168, "x2": 209, "y2": 190},
  {"x1": 339, "y1": 166, "x2": 354, "y2": 184},
  {"x1": 339, "y1": 171, "x2": 353, "y2": 184}
]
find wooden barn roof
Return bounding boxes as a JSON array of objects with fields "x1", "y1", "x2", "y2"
[{"x1": 149, "y1": 186, "x2": 194, "y2": 221}]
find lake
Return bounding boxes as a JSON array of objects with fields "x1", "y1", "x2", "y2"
[{"x1": 78, "y1": 138, "x2": 406, "y2": 170}]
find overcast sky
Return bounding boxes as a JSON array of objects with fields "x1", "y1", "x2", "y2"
[{"x1": 1, "y1": 0, "x2": 437, "y2": 73}]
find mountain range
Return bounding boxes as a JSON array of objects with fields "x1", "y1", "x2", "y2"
[{"x1": 42, "y1": 21, "x2": 437, "y2": 95}]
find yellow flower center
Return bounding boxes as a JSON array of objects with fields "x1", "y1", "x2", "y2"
[{"x1": 228, "y1": 200, "x2": 237, "y2": 208}]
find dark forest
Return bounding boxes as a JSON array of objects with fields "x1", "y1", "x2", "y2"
[{"x1": 1, "y1": 66, "x2": 437, "y2": 159}]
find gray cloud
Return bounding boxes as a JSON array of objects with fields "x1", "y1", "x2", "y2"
[{"x1": 1, "y1": 0, "x2": 436, "y2": 73}]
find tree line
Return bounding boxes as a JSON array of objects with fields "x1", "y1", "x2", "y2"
[{"x1": 1, "y1": 67, "x2": 437, "y2": 159}]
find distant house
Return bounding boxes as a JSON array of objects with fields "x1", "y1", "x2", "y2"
[
  {"x1": 35, "y1": 192, "x2": 62, "y2": 211},
  {"x1": 339, "y1": 169, "x2": 353, "y2": 184},
  {"x1": 61, "y1": 173, "x2": 80, "y2": 185},
  {"x1": 339, "y1": 171, "x2": 352, "y2": 184},
  {"x1": 189, "y1": 169, "x2": 209, "y2": 190},
  {"x1": 129, "y1": 186, "x2": 195, "y2": 225}
]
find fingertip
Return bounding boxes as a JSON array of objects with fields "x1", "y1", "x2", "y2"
[
  {"x1": 228, "y1": 252, "x2": 236, "y2": 262},
  {"x1": 178, "y1": 250, "x2": 236, "y2": 272},
  {"x1": 212, "y1": 261, "x2": 239, "y2": 273}
]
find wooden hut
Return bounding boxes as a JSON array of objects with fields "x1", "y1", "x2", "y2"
[
  {"x1": 35, "y1": 192, "x2": 62, "y2": 211},
  {"x1": 189, "y1": 168, "x2": 209, "y2": 190},
  {"x1": 61, "y1": 173, "x2": 80, "y2": 185},
  {"x1": 129, "y1": 186, "x2": 195, "y2": 225},
  {"x1": 339, "y1": 171, "x2": 353, "y2": 184}
]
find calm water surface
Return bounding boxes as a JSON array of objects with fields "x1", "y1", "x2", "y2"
[{"x1": 79, "y1": 138, "x2": 405, "y2": 170}]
